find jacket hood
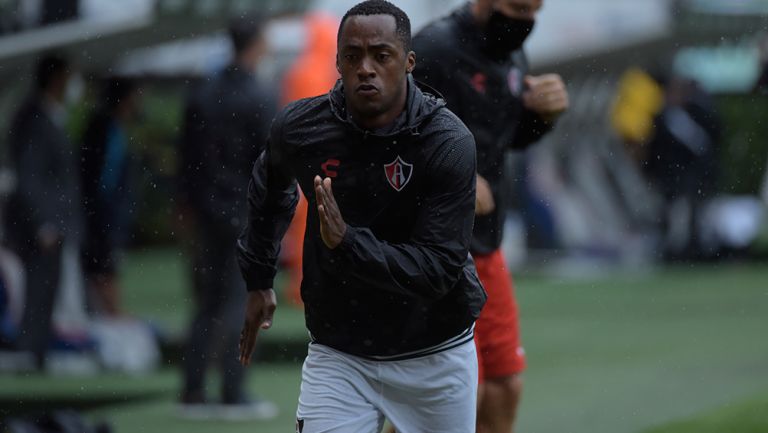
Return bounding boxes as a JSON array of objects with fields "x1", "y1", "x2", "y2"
[{"x1": 328, "y1": 74, "x2": 446, "y2": 136}]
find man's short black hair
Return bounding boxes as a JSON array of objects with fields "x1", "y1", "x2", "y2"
[
  {"x1": 35, "y1": 53, "x2": 70, "y2": 91},
  {"x1": 229, "y1": 12, "x2": 265, "y2": 54},
  {"x1": 338, "y1": 0, "x2": 412, "y2": 52}
]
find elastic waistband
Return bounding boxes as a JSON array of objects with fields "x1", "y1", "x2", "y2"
[{"x1": 311, "y1": 325, "x2": 475, "y2": 362}]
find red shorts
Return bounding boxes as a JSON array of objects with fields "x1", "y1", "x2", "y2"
[{"x1": 473, "y1": 249, "x2": 526, "y2": 382}]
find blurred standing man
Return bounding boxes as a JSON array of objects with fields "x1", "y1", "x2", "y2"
[
  {"x1": 80, "y1": 77, "x2": 141, "y2": 317},
  {"x1": 414, "y1": 1, "x2": 569, "y2": 432},
  {"x1": 177, "y1": 14, "x2": 277, "y2": 419},
  {"x1": 237, "y1": 1, "x2": 486, "y2": 431},
  {"x1": 4, "y1": 54, "x2": 84, "y2": 369}
]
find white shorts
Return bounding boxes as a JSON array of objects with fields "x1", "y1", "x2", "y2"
[{"x1": 296, "y1": 338, "x2": 478, "y2": 433}]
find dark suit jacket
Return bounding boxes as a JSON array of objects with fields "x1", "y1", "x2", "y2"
[{"x1": 5, "y1": 95, "x2": 83, "y2": 253}]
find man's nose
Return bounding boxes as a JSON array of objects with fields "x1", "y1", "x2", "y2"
[{"x1": 357, "y1": 56, "x2": 376, "y2": 79}]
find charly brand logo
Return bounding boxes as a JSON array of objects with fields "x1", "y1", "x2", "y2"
[
  {"x1": 470, "y1": 72, "x2": 487, "y2": 94},
  {"x1": 384, "y1": 156, "x2": 413, "y2": 192},
  {"x1": 321, "y1": 158, "x2": 340, "y2": 178}
]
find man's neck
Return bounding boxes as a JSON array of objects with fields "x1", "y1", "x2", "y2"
[
  {"x1": 350, "y1": 106, "x2": 404, "y2": 131},
  {"x1": 348, "y1": 81, "x2": 408, "y2": 131}
]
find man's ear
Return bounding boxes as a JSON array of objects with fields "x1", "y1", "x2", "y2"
[
  {"x1": 336, "y1": 54, "x2": 341, "y2": 74},
  {"x1": 406, "y1": 51, "x2": 416, "y2": 74}
]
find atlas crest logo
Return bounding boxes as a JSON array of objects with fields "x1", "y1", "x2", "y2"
[{"x1": 384, "y1": 156, "x2": 413, "y2": 192}]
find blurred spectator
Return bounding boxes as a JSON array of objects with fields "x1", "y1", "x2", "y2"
[
  {"x1": 176, "y1": 13, "x2": 278, "y2": 418},
  {"x1": 79, "y1": 77, "x2": 141, "y2": 317},
  {"x1": 611, "y1": 68, "x2": 665, "y2": 163},
  {"x1": 644, "y1": 75, "x2": 722, "y2": 260},
  {"x1": 279, "y1": 12, "x2": 339, "y2": 307},
  {"x1": 3, "y1": 53, "x2": 84, "y2": 369}
]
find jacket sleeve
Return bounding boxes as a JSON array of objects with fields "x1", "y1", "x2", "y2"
[
  {"x1": 507, "y1": 107, "x2": 553, "y2": 150},
  {"x1": 236, "y1": 109, "x2": 299, "y2": 291},
  {"x1": 329, "y1": 127, "x2": 477, "y2": 300},
  {"x1": 12, "y1": 117, "x2": 57, "y2": 233},
  {"x1": 507, "y1": 50, "x2": 556, "y2": 150}
]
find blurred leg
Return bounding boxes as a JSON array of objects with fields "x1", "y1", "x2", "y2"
[
  {"x1": 477, "y1": 374, "x2": 523, "y2": 433},
  {"x1": 474, "y1": 250, "x2": 526, "y2": 433},
  {"x1": 297, "y1": 344, "x2": 384, "y2": 433},
  {"x1": 17, "y1": 244, "x2": 61, "y2": 368},
  {"x1": 85, "y1": 272, "x2": 121, "y2": 316},
  {"x1": 382, "y1": 339, "x2": 478, "y2": 433},
  {"x1": 182, "y1": 230, "x2": 230, "y2": 401},
  {"x1": 220, "y1": 246, "x2": 247, "y2": 403}
]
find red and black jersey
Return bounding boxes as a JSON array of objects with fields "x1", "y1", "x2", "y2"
[
  {"x1": 237, "y1": 77, "x2": 486, "y2": 359},
  {"x1": 413, "y1": 4, "x2": 553, "y2": 255}
]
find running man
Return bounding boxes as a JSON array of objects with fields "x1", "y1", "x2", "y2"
[
  {"x1": 237, "y1": 1, "x2": 486, "y2": 432},
  {"x1": 414, "y1": 1, "x2": 569, "y2": 432}
]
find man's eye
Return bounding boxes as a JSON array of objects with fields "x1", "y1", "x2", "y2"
[
  {"x1": 378, "y1": 53, "x2": 390, "y2": 61},
  {"x1": 344, "y1": 54, "x2": 358, "y2": 61}
]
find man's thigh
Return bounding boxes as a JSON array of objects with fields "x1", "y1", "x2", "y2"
[
  {"x1": 381, "y1": 339, "x2": 478, "y2": 433},
  {"x1": 296, "y1": 344, "x2": 384, "y2": 433}
]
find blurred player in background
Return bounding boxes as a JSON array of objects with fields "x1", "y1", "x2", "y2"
[
  {"x1": 414, "y1": 1, "x2": 568, "y2": 431},
  {"x1": 79, "y1": 77, "x2": 142, "y2": 317}
]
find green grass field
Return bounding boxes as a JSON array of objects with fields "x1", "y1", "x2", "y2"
[
  {"x1": 643, "y1": 390, "x2": 768, "y2": 433},
  {"x1": 1, "y1": 247, "x2": 767, "y2": 432}
]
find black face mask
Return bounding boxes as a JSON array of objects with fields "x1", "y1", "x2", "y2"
[{"x1": 484, "y1": 11, "x2": 535, "y2": 61}]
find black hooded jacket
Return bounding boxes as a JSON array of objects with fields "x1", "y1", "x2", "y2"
[
  {"x1": 237, "y1": 76, "x2": 486, "y2": 359},
  {"x1": 413, "y1": 4, "x2": 553, "y2": 255}
]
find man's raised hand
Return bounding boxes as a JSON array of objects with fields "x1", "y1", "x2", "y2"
[
  {"x1": 522, "y1": 74, "x2": 569, "y2": 122},
  {"x1": 314, "y1": 176, "x2": 347, "y2": 249}
]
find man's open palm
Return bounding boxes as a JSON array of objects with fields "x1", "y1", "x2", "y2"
[{"x1": 314, "y1": 176, "x2": 347, "y2": 249}]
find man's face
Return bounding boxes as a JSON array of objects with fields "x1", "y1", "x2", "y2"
[
  {"x1": 482, "y1": 0, "x2": 543, "y2": 20},
  {"x1": 336, "y1": 14, "x2": 415, "y2": 124}
]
